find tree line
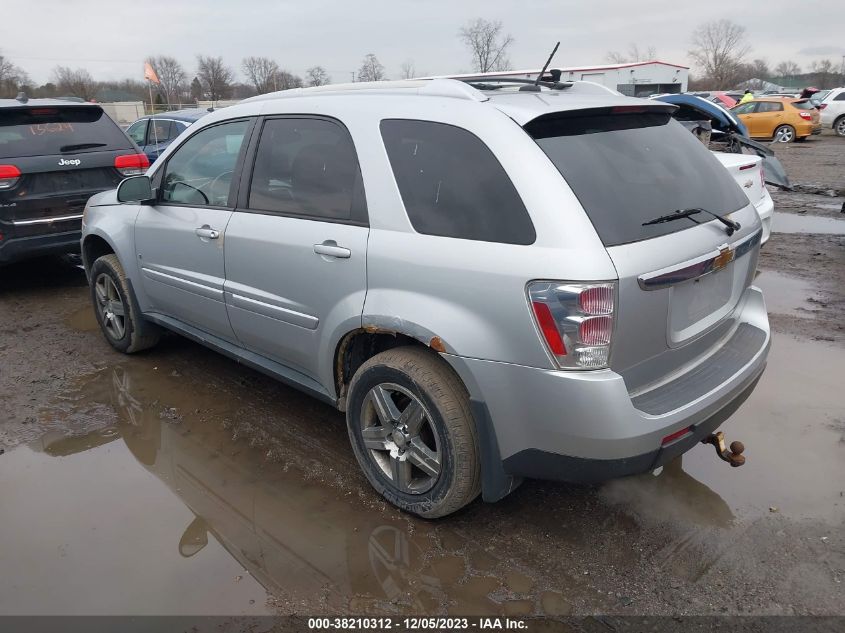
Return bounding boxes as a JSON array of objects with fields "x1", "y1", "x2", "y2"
[
  {"x1": 2, "y1": 17, "x2": 841, "y2": 102},
  {"x1": 0, "y1": 18, "x2": 514, "y2": 102},
  {"x1": 610, "y1": 19, "x2": 844, "y2": 90}
]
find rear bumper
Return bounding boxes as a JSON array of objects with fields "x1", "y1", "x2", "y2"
[
  {"x1": 444, "y1": 286, "x2": 770, "y2": 498},
  {"x1": 0, "y1": 230, "x2": 81, "y2": 263},
  {"x1": 754, "y1": 188, "x2": 774, "y2": 244}
]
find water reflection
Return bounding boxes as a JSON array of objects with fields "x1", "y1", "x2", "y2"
[{"x1": 35, "y1": 365, "x2": 577, "y2": 615}]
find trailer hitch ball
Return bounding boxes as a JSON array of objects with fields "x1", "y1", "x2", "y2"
[{"x1": 702, "y1": 431, "x2": 746, "y2": 467}]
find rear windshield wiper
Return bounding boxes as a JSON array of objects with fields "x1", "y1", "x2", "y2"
[
  {"x1": 642, "y1": 207, "x2": 740, "y2": 235},
  {"x1": 59, "y1": 142, "x2": 107, "y2": 153}
]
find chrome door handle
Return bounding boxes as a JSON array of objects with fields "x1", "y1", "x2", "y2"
[
  {"x1": 313, "y1": 241, "x2": 351, "y2": 258},
  {"x1": 195, "y1": 226, "x2": 220, "y2": 239}
]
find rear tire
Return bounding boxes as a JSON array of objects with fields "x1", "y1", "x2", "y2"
[
  {"x1": 346, "y1": 347, "x2": 481, "y2": 518},
  {"x1": 774, "y1": 124, "x2": 795, "y2": 143},
  {"x1": 90, "y1": 254, "x2": 161, "y2": 354},
  {"x1": 835, "y1": 117, "x2": 845, "y2": 137}
]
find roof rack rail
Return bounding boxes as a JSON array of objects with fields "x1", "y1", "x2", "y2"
[
  {"x1": 455, "y1": 76, "x2": 573, "y2": 91},
  {"x1": 242, "y1": 78, "x2": 489, "y2": 104}
]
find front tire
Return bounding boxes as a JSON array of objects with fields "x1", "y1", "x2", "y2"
[
  {"x1": 774, "y1": 124, "x2": 795, "y2": 143},
  {"x1": 90, "y1": 254, "x2": 161, "y2": 354},
  {"x1": 346, "y1": 347, "x2": 481, "y2": 518}
]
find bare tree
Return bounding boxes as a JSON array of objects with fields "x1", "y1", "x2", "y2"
[
  {"x1": 459, "y1": 18, "x2": 513, "y2": 73},
  {"x1": 52, "y1": 66, "x2": 99, "y2": 100},
  {"x1": 275, "y1": 71, "x2": 303, "y2": 90},
  {"x1": 242, "y1": 56, "x2": 280, "y2": 94},
  {"x1": 306, "y1": 65, "x2": 330, "y2": 87},
  {"x1": 400, "y1": 59, "x2": 416, "y2": 79},
  {"x1": 774, "y1": 61, "x2": 801, "y2": 79},
  {"x1": 606, "y1": 43, "x2": 657, "y2": 64},
  {"x1": 357, "y1": 54, "x2": 386, "y2": 82},
  {"x1": 0, "y1": 52, "x2": 29, "y2": 98},
  {"x1": 146, "y1": 56, "x2": 186, "y2": 106},
  {"x1": 196, "y1": 55, "x2": 234, "y2": 101},
  {"x1": 688, "y1": 19, "x2": 751, "y2": 89},
  {"x1": 810, "y1": 59, "x2": 836, "y2": 88}
]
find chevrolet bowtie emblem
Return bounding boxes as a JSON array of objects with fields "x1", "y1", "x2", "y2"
[{"x1": 713, "y1": 245, "x2": 735, "y2": 271}]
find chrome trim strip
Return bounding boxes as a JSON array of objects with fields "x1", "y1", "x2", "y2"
[
  {"x1": 638, "y1": 230, "x2": 762, "y2": 291},
  {"x1": 225, "y1": 291, "x2": 319, "y2": 330},
  {"x1": 141, "y1": 267, "x2": 224, "y2": 301},
  {"x1": 11, "y1": 213, "x2": 83, "y2": 226}
]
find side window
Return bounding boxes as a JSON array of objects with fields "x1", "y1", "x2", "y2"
[
  {"x1": 161, "y1": 119, "x2": 249, "y2": 207},
  {"x1": 757, "y1": 102, "x2": 783, "y2": 113},
  {"x1": 380, "y1": 119, "x2": 535, "y2": 245},
  {"x1": 147, "y1": 120, "x2": 173, "y2": 144},
  {"x1": 127, "y1": 120, "x2": 147, "y2": 146},
  {"x1": 834, "y1": 92, "x2": 845, "y2": 102},
  {"x1": 247, "y1": 118, "x2": 362, "y2": 222},
  {"x1": 732, "y1": 103, "x2": 756, "y2": 115}
]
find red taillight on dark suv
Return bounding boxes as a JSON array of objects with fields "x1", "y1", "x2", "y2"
[
  {"x1": 527, "y1": 281, "x2": 616, "y2": 369},
  {"x1": 114, "y1": 153, "x2": 150, "y2": 176},
  {"x1": 0, "y1": 164, "x2": 21, "y2": 190}
]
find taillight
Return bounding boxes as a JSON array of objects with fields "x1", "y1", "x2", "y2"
[
  {"x1": 527, "y1": 281, "x2": 616, "y2": 369},
  {"x1": 798, "y1": 111, "x2": 812, "y2": 120},
  {"x1": 0, "y1": 164, "x2": 21, "y2": 190},
  {"x1": 818, "y1": 104, "x2": 827, "y2": 110},
  {"x1": 114, "y1": 153, "x2": 150, "y2": 176}
]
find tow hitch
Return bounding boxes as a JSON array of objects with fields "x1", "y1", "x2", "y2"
[{"x1": 702, "y1": 431, "x2": 746, "y2": 467}]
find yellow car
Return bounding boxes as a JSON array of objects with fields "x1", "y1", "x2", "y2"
[{"x1": 731, "y1": 97, "x2": 822, "y2": 142}]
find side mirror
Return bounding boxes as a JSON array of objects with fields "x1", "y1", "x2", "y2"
[{"x1": 117, "y1": 175, "x2": 154, "y2": 204}]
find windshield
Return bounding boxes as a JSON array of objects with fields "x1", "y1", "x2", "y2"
[
  {"x1": 525, "y1": 110, "x2": 749, "y2": 247},
  {"x1": 0, "y1": 106, "x2": 132, "y2": 159}
]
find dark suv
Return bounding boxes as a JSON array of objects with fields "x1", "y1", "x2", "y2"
[{"x1": 0, "y1": 95, "x2": 148, "y2": 264}]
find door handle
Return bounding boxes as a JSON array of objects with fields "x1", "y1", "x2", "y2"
[
  {"x1": 313, "y1": 241, "x2": 351, "y2": 259},
  {"x1": 195, "y1": 226, "x2": 220, "y2": 240}
]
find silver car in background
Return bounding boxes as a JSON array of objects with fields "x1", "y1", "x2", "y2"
[{"x1": 81, "y1": 78, "x2": 770, "y2": 517}]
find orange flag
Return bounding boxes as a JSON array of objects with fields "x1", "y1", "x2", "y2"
[{"x1": 144, "y1": 61, "x2": 160, "y2": 84}]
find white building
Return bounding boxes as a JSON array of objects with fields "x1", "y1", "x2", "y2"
[{"x1": 446, "y1": 61, "x2": 689, "y2": 97}]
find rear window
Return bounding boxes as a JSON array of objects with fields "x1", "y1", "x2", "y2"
[
  {"x1": 0, "y1": 106, "x2": 132, "y2": 159},
  {"x1": 525, "y1": 111, "x2": 748, "y2": 247},
  {"x1": 791, "y1": 100, "x2": 815, "y2": 110},
  {"x1": 380, "y1": 119, "x2": 535, "y2": 245}
]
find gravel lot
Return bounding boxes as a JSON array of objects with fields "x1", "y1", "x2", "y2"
[{"x1": 0, "y1": 132, "x2": 843, "y2": 620}]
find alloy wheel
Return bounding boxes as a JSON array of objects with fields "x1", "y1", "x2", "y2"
[
  {"x1": 94, "y1": 273, "x2": 126, "y2": 340},
  {"x1": 359, "y1": 383, "x2": 442, "y2": 494}
]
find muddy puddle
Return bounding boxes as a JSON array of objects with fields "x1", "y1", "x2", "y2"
[
  {"x1": 603, "y1": 334, "x2": 845, "y2": 524},
  {"x1": 1, "y1": 328, "x2": 843, "y2": 615},
  {"x1": 1, "y1": 359, "x2": 583, "y2": 616},
  {"x1": 753, "y1": 270, "x2": 821, "y2": 318},
  {"x1": 772, "y1": 212, "x2": 845, "y2": 235},
  {"x1": 64, "y1": 305, "x2": 98, "y2": 332}
]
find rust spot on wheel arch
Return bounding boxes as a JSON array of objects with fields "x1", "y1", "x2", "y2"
[{"x1": 429, "y1": 336, "x2": 446, "y2": 353}]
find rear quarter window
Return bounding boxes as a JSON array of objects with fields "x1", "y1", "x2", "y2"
[
  {"x1": 790, "y1": 100, "x2": 815, "y2": 110},
  {"x1": 380, "y1": 119, "x2": 535, "y2": 245},
  {"x1": 0, "y1": 106, "x2": 133, "y2": 159}
]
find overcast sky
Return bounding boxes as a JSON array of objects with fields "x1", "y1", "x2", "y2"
[{"x1": 4, "y1": 0, "x2": 845, "y2": 84}]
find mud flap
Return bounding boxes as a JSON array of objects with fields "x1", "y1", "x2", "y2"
[{"x1": 470, "y1": 399, "x2": 522, "y2": 502}]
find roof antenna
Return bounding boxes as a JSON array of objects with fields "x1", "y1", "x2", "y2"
[{"x1": 520, "y1": 42, "x2": 560, "y2": 92}]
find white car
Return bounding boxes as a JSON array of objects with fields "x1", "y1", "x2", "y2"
[
  {"x1": 713, "y1": 153, "x2": 773, "y2": 244},
  {"x1": 819, "y1": 88, "x2": 845, "y2": 136}
]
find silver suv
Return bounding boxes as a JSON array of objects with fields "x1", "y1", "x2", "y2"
[{"x1": 81, "y1": 79, "x2": 770, "y2": 517}]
